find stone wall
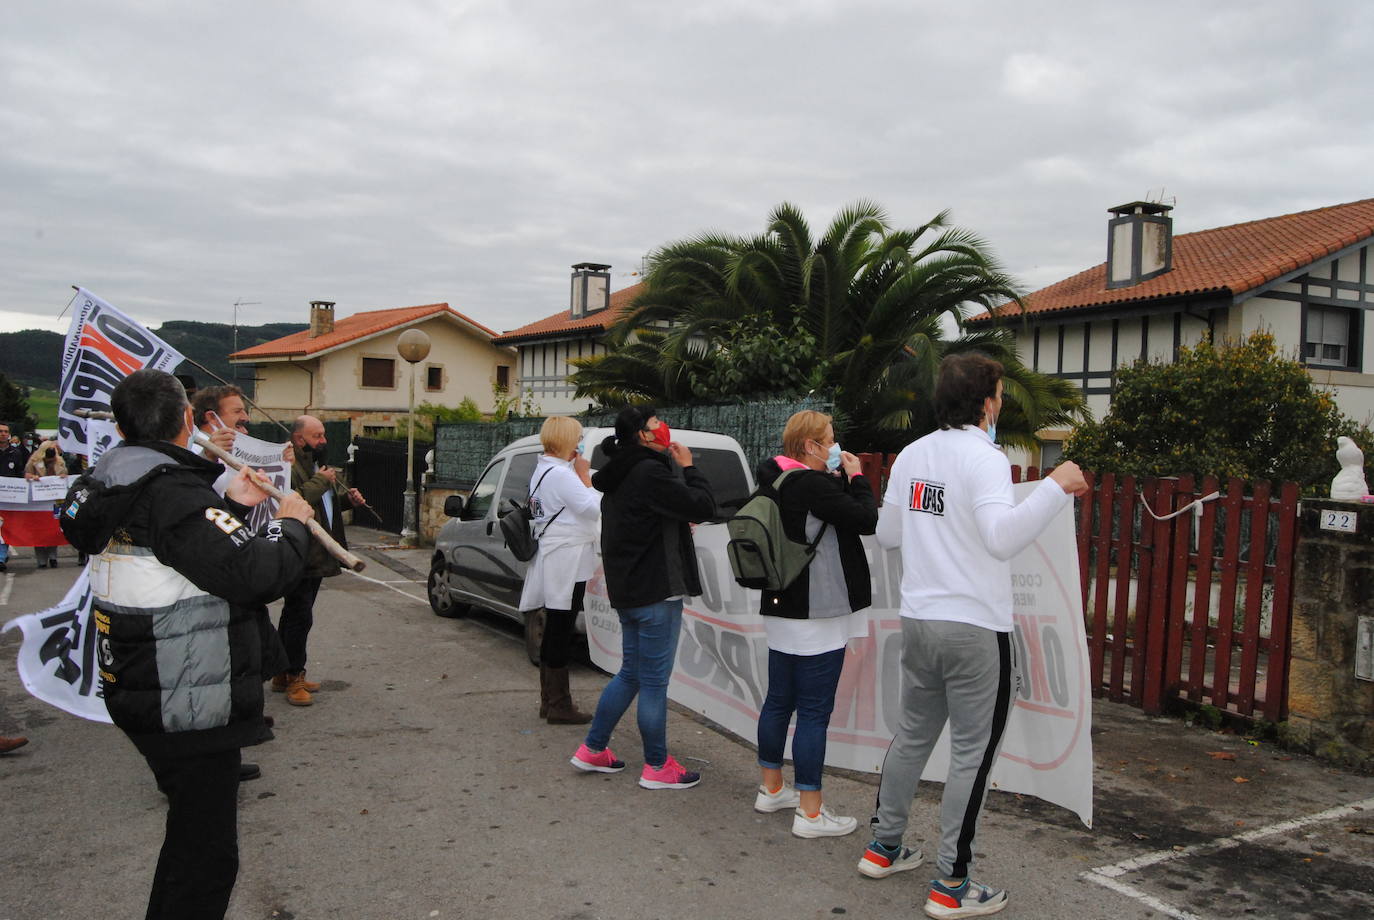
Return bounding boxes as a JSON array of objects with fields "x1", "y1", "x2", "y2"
[
  {"x1": 1285, "y1": 498, "x2": 1374, "y2": 768},
  {"x1": 419, "y1": 481, "x2": 464, "y2": 546}
]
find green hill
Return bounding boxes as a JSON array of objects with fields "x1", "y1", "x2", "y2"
[{"x1": 0, "y1": 320, "x2": 305, "y2": 397}]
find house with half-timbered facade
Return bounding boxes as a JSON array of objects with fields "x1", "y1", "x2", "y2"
[
  {"x1": 493, "y1": 263, "x2": 642, "y2": 414},
  {"x1": 971, "y1": 198, "x2": 1374, "y2": 466}
]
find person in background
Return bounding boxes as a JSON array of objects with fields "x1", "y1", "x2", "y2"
[
  {"x1": 519, "y1": 416, "x2": 600, "y2": 724},
  {"x1": 0, "y1": 422, "x2": 27, "y2": 572},
  {"x1": 570, "y1": 406, "x2": 716, "y2": 790},
  {"x1": 277, "y1": 415, "x2": 365, "y2": 706},
  {"x1": 859, "y1": 353, "x2": 1087, "y2": 920},
  {"x1": 751, "y1": 410, "x2": 877, "y2": 838},
  {"x1": 24, "y1": 439, "x2": 67, "y2": 568}
]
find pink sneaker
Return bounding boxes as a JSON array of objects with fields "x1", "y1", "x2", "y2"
[
  {"x1": 638, "y1": 755, "x2": 701, "y2": 790},
  {"x1": 570, "y1": 743, "x2": 625, "y2": 773}
]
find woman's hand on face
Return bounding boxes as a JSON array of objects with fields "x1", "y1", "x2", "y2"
[
  {"x1": 668, "y1": 442, "x2": 693, "y2": 468},
  {"x1": 839, "y1": 450, "x2": 862, "y2": 477},
  {"x1": 573, "y1": 453, "x2": 591, "y2": 478}
]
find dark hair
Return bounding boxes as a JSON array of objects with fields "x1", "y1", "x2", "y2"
[
  {"x1": 934, "y1": 353, "x2": 1003, "y2": 429},
  {"x1": 191, "y1": 385, "x2": 244, "y2": 428},
  {"x1": 600, "y1": 405, "x2": 658, "y2": 456},
  {"x1": 112, "y1": 369, "x2": 189, "y2": 442}
]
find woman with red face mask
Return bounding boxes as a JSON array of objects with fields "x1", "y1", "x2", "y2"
[{"x1": 570, "y1": 406, "x2": 717, "y2": 790}]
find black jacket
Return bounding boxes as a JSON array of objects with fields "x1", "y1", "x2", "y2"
[
  {"x1": 0, "y1": 443, "x2": 25, "y2": 478},
  {"x1": 291, "y1": 450, "x2": 350, "y2": 579},
  {"x1": 755, "y1": 457, "x2": 878, "y2": 619},
  {"x1": 61, "y1": 441, "x2": 309, "y2": 757},
  {"x1": 592, "y1": 444, "x2": 716, "y2": 609}
]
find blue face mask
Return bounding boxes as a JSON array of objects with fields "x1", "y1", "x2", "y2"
[
  {"x1": 822, "y1": 441, "x2": 842, "y2": 471},
  {"x1": 987, "y1": 415, "x2": 998, "y2": 444},
  {"x1": 576, "y1": 440, "x2": 585, "y2": 458}
]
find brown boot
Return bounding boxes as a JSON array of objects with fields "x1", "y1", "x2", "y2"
[
  {"x1": 272, "y1": 671, "x2": 320, "y2": 693},
  {"x1": 284, "y1": 673, "x2": 314, "y2": 707},
  {"x1": 538, "y1": 664, "x2": 551, "y2": 719},
  {"x1": 544, "y1": 666, "x2": 591, "y2": 724}
]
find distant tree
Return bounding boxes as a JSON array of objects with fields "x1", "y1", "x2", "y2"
[
  {"x1": 570, "y1": 201, "x2": 1085, "y2": 452},
  {"x1": 0, "y1": 372, "x2": 38, "y2": 434},
  {"x1": 1064, "y1": 331, "x2": 1373, "y2": 491}
]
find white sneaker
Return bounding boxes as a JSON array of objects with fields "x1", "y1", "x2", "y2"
[
  {"x1": 754, "y1": 783, "x2": 802, "y2": 813},
  {"x1": 792, "y1": 804, "x2": 859, "y2": 838}
]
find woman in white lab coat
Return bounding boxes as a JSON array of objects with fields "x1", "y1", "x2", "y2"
[{"x1": 519, "y1": 416, "x2": 601, "y2": 724}]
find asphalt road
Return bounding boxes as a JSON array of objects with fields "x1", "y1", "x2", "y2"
[{"x1": 2, "y1": 538, "x2": 1372, "y2": 920}]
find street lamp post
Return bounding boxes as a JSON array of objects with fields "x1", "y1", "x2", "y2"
[{"x1": 396, "y1": 328, "x2": 432, "y2": 547}]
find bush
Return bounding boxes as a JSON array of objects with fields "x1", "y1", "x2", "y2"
[{"x1": 1064, "y1": 331, "x2": 1372, "y2": 492}]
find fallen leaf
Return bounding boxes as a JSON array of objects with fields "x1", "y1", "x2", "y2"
[
  {"x1": 360, "y1": 808, "x2": 369, "y2": 815},
  {"x1": 1233, "y1": 776, "x2": 1250, "y2": 784},
  {"x1": 1207, "y1": 751, "x2": 1237, "y2": 761},
  {"x1": 1235, "y1": 821, "x2": 1246, "y2": 827},
  {"x1": 1346, "y1": 825, "x2": 1374, "y2": 836}
]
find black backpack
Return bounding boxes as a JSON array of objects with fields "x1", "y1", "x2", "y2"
[{"x1": 499, "y1": 467, "x2": 563, "y2": 562}]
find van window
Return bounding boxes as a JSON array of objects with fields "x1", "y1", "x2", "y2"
[
  {"x1": 586, "y1": 444, "x2": 750, "y2": 517},
  {"x1": 463, "y1": 458, "x2": 506, "y2": 521},
  {"x1": 500, "y1": 451, "x2": 541, "y2": 506}
]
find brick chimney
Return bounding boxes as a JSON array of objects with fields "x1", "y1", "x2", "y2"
[
  {"x1": 309, "y1": 300, "x2": 336, "y2": 337},
  {"x1": 1106, "y1": 202, "x2": 1173, "y2": 289}
]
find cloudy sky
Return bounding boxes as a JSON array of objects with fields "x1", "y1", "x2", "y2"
[{"x1": 2, "y1": 1, "x2": 1370, "y2": 338}]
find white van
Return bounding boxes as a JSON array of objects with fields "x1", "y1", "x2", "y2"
[{"x1": 427, "y1": 426, "x2": 756, "y2": 663}]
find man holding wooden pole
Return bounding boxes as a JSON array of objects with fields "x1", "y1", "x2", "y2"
[{"x1": 60, "y1": 369, "x2": 314, "y2": 920}]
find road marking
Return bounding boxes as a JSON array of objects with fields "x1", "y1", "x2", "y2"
[
  {"x1": 1083, "y1": 795, "x2": 1374, "y2": 919},
  {"x1": 345, "y1": 568, "x2": 427, "y2": 604},
  {"x1": 0, "y1": 572, "x2": 13, "y2": 606}
]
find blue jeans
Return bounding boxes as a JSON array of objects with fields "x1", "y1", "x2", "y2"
[
  {"x1": 0, "y1": 540, "x2": 8, "y2": 564},
  {"x1": 756, "y1": 647, "x2": 847, "y2": 791},
  {"x1": 584, "y1": 598, "x2": 683, "y2": 768}
]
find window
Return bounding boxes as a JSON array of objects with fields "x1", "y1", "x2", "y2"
[
  {"x1": 426, "y1": 366, "x2": 443, "y2": 391},
  {"x1": 1304, "y1": 305, "x2": 1360, "y2": 370},
  {"x1": 361, "y1": 357, "x2": 395, "y2": 388},
  {"x1": 499, "y1": 451, "x2": 540, "y2": 508},
  {"x1": 496, "y1": 365, "x2": 511, "y2": 390},
  {"x1": 462, "y1": 458, "x2": 506, "y2": 521}
]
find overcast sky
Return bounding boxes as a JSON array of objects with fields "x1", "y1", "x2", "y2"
[{"x1": 2, "y1": 1, "x2": 1370, "y2": 338}]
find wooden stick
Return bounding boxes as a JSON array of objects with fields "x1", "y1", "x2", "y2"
[{"x1": 74, "y1": 409, "x2": 365, "y2": 572}]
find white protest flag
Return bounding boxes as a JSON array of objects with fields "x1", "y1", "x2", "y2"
[
  {"x1": 58, "y1": 288, "x2": 184, "y2": 455},
  {"x1": 226, "y1": 431, "x2": 293, "y2": 534},
  {"x1": 584, "y1": 482, "x2": 1095, "y2": 827},
  {"x1": 1, "y1": 569, "x2": 113, "y2": 724}
]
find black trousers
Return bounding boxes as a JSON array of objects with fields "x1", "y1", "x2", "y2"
[
  {"x1": 143, "y1": 747, "x2": 242, "y2": 920},
  {"x1": 279, "y1": 575, "x2": 323, "y2": 674},
  {"x1": 540, "y1": 581, "x2": 586, "y2": 669}
]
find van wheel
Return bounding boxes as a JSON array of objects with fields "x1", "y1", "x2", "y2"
[
  {"x1": 428, "y1": 561, "x2": 468, "y2": 618},
  {"x1": 524, "y1": 609, "x2": 545, "y2": 666}
]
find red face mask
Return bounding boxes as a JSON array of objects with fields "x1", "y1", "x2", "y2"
[{"x1": 651, "y1": 421, "x2": 672, "y2": 448}]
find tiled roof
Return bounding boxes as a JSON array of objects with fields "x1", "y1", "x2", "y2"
[
  {"x1": 230, "y1": 303, "x2": 501, "y2": 359},
  {"x1": 971, "y1": 198, "x2": 1374, "y2": 323},
  {"x1": 493, "y1": 282, "x2": 644, "y2": 345}
]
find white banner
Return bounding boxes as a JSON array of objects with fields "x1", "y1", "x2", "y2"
[
  {"x1": 58, "y1": 288, "x2": 184, "y2": 454},
  {"x1": 28, "y1": 475, "x2": 77, "y2": 503},
  {"x1": 585, "y1": 483, "x2": 1094, "y2": 827},
  {"x1": 1, "y1": 569, "x2": 112, "y2": 724},
  {"x1": 0, "y1": 478, "x2": 31, "y2": 505},
  {"x1": 225, "y1": 432, "x2": 293, "y2": 534},
  {"x1": 87, "y1": 419, "x2": 123, "y2": 466}
]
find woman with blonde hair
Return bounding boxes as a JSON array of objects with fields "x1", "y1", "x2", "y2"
[
  {"x1": 751, "y1": 409, "x2": 877, "y2": 837},
  {"x1": 519, "y1": 416, "x2": 601, "y2": 723}
]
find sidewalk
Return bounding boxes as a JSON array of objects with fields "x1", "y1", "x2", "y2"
[{"x1": 344, "y1": 525, "x2": 1374, "y2": 919}]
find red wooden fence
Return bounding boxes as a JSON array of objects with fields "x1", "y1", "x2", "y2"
[{"x1": 854, "y1": 454, "x2": 1300, "y2": 722}]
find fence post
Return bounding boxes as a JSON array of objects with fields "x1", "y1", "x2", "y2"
[
  {"x1": 1263, "y1": 481, "x2": 1300, "y2": 722},
  {"x1": 1141, "y1": 477, "x2": 1178, "y2": 715}
]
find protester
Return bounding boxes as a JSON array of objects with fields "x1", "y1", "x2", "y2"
[
  {"x1": 859, "y1": 353, "x2": 1088, "y2": 919},
  {"x1": 60, "y1": 368, "x2": 313, "y2": 920},
  {"x1": 519, "y1": 416, "x2": 600, "y2": 724},
  {"x1": 277, "y1": 415, "x2": 365, "y2": 706},
  {"x1": 571, "y1": 406, "x2": 716, "y2": 789},
  {"x1": 752, "y1": 410, "x2": 877, "y2": 838},
  {"x1": 0, "y1": 422, "x2": 27, "y2": 572},
  {"x1": 24, "y1": 439, "x2": 67, "y2": 568}
]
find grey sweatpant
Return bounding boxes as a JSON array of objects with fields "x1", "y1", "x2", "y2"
[{"x1": 871, "y1": 618, "x2": 1018, "y2": 879}]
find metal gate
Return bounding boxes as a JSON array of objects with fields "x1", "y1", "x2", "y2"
[{"x1": 350, "y1": 437, "x2": 432, "y2": 533}]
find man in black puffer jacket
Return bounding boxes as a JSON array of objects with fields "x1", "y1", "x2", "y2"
[{"x1": 61, "y1": 369, "x2": 314, "y2": 920}]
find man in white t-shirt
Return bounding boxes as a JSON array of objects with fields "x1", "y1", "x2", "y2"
[{"x1": 857, "y1": 353, "x2": 1087, "y2": 919}]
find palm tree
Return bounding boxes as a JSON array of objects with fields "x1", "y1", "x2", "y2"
[{"x1": 571, "y1": 201, "x2": 1085, "y2": 452}]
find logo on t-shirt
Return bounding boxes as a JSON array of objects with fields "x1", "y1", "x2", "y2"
[{"x1": 907, "y1": 479, "x2": 945, "y2": 515}]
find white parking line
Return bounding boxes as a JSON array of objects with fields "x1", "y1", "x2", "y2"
[
  {"x1": 0, "y1": 572, "x2": 13, "y2": 607},
  {"x1": 1082, "y1": 796, "x2": 1374, "y2": 919}
]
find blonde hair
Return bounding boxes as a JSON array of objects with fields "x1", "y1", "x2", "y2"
[
  {"x1": 540, "y1": 416, "x2": 582, "y2": 456},
  {"x1": 781, "y1": 410, "x2": 833, "y2": 461}
]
